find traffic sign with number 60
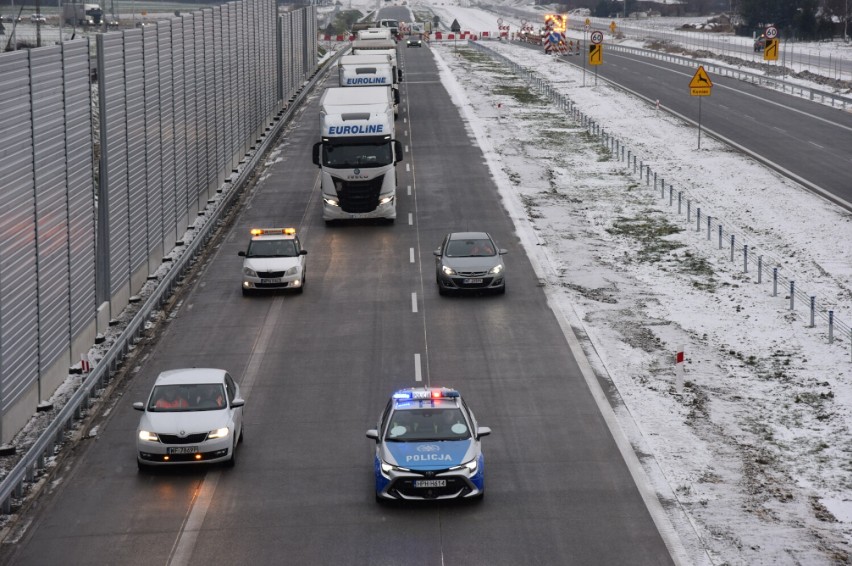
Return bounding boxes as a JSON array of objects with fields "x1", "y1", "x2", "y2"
[
  {"x1": 591, "y1": 31, "x2": 603, "y2": 44},
  {"x1": 765, "y1": 26, "x2": 778, "y2": 39}
]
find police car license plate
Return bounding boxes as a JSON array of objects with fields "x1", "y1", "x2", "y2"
[
  {"x1": 167, "y1": 446, "x2": 198, "y2": 455},
  {"x1": 260, "y1": 278, "x2": 282, "y2": 284},
  {"x1": 463, "y1": 278, "x2": 483, "y2": 285},
  {"x1": 414, "y1": 479, "x2": 447, "y2": 488}
]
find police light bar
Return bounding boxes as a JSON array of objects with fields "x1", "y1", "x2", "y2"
[
  {"x1": 392, "y1": 388, "x2": 460, "y2": 400},
  {"x1": 250, "y1": 228, "x2": 296, "y2": 236}
]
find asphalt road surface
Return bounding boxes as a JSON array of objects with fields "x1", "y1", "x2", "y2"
[{"x1": 0, "y1": 18, "x2": 677, "y2": 566}]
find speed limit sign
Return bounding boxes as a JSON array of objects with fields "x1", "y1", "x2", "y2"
[
  {"x1": 497, "y1": 18, "x2": 503, "y2": 25},
  {"x1": 590, "y1": 30, "x2": 603, "y2": 44},
  {"x1": 765, "y1": 26, "x2": 778, "y2": 39}
]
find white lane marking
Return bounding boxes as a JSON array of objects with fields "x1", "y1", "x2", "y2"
[
  {"x1": 405, "y1": 145, "x2": 409, "y2": 153},
  {"x1": 406, "y1": 163, "x2": 410, "y2": 172},
  {"x1": 404, "y1": 117, "x2": 408, "y2": 124},
  {"x1": 407, "y1": 185, "x2": 411, "y2": 196},
  {"x1": 410, "y1": 247, "x2": 415, "y2": 263},
  {"x1": 809, "y1": 141, "x2": 824, "y2": 149},
  {"x1": 405, "y1": 130, "x2": 408, "y2": 137},
  {"x1": 167, "y1": 299, "x2": 282, "y2": 566},
  {"x1": 414, "y1": 354, "x2": 422, "y2": 382},
  {"x1": 772, "y1": 126, "x2": 786, "y2": 134},
  {"x1": 411, "y1": 292, "x2": 418, "y2": 313},
  {"x1": 408, "y1": 213, "x2": 413, "y2": 225}
]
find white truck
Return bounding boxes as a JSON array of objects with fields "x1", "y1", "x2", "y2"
[
  {"x1": 351, "y1": 38, "x2": 402, "y2": 83},
  {"x1": 337, "y1": 54, "x2": 400, "y2": 117},
  {"x1": 313, "y1": 87, "x2": 403, "y2": 224}
]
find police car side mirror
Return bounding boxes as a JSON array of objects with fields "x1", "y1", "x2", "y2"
[
  {"x1": 238, "y1": 251, "x2": 246, "y2": 257},
  {"x1": 132, "y1": 402, "x2": 145, "y2": 411},
  {"x1": 477, "y1": 426, "x2": 491, "y2": 438},
  {"x1": 366, "y1": 429, "x2": 379, "y2": 442},
  {"x1": 312, "y1": 142, "x2": 321, "y2": 166},
  {"x1": 230, "y1": 398, "x2": 245, "y2": 408}
]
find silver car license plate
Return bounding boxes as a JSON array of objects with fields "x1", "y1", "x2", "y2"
[
  {"x1": 463, "y1": 278, "x2": 483, "y2": 284},
  {"x1": 167, "y1": 446, "x2": 198, "y2": 455},
  {"x1": 260, "y1": 278, "x2": 282, "y2": 284},
  {"x1": 414, "y1": 479, "x2": 447, "y2": 488}
]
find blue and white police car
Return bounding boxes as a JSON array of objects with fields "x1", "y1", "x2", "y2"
[{"x1": 366, "y1": 387, "x2": 491, "y2": 501}]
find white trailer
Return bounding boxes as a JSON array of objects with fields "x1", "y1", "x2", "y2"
[
  {"x1": 312, "y1": 87, "x2": 403, "y2": 224},
  {"x1": 337, "y1": 54, "x2": 400, "y2": 117},
  {"x1": 351, "y1": 39, "x2": 402, "y2": 82}
]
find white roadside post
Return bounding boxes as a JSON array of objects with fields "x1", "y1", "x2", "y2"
[{"x1": 675, "y1": 346, "x2": 684, "y2": 394}]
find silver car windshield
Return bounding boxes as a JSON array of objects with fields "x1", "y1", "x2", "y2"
[
  {"x1": 446, "y1": 239, "x2": 495, "y2": 257},
  {"x1": 148, "y1": 384, "x2": 227, "y2": 412},
  {"x1": 385, "y1": 408, "x2": 471, "y2": 441}
]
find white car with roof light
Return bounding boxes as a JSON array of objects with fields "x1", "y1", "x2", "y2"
[
  {"x1": 133, "y1": 368, "x2": 244, "y2": 469},
  {"x1": 238, "y1": 227, "x2": 307, "y2": 295},
  {"x1": 366, "y1": 387, "x2": 490, "y2": 501}
]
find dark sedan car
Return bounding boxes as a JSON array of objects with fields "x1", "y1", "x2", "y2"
[
  {"x1": 434, "y1": 232, "x2": 507, "y2": 295},
  {"x1": 406, "y1": 38, "x2": 422, "y2": 47}
]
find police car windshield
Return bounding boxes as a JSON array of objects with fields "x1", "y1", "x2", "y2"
[
  {"x1": 322, "y1": 142, "x2": 393, "y2": 168},
  {"x1": 247, "y1": 239, "x2": 297, "y2": 258},
  {"x1": 385, "y1": 408, "x2": 471, "y2": 441}
]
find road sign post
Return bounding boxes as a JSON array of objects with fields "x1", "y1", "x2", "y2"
[
  {"x1": 688, "y1": 66, "x2": 712, "y2": 149},
  {"x1": 589, "y1": 31, "x2": 603, "y2": 85}
]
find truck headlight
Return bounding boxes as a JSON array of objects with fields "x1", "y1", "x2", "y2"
[
  {"x1": 323, "y1": 196, "x2": 340, "y2": 207},
  {"x1": 378, "y1": 195, "x2": 394, "y2": 205}
]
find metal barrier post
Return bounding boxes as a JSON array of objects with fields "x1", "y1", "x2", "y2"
[
  {"x1": 707, "y1": 216, "x2": 712, "y2": 240},
  {"x1": 669, "y1": 186, "x2": 674, "y2": 206},
  {"x1": 730, "y1": 235, "x2": 735, "y2": 261},
  {"x1": 696, "y1": 207, "x2": 701, "y2": 231},
  {"x1": 790, "y1": 281, "x2": 795, "y2": 310},
  {"x1": 661, "y1": 178, "x2": 665, "y2": 198},
  {"x1": 743, "y1": 244, "x2": 748, "y2": 272},
  {"x1": 758, "y1": 255, "x2": 762, "y2": 283},
  {"x1": 718, "y1": 224, "x2": 723, "y2": 248},
  {"x1": 773, "y1": 268, "x2": 778, "y2": 296},
  {"x1": 678, "y1": 191, "x2": 682, "y2": 214},
  {"x1": 828, "y1": 311, "x2": 834, "y2": 343},
  {"x1": 687, "y1": 200, "x2": 691, "y2": 222},
  {"x1": 809, "y1": 296, "x2": 816, "y2": 327}
]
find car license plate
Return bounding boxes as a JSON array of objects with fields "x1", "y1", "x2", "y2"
[
  {"x1": 260, "y1": 278, "x2": 282, "y2": 284},
  {"x1": 414, "y1": 479, "x2": 447, "y2": 488},
  {"x1": 167, "y1": 446, "x2": 198, "y2": 455},
  {"x1": 463, "y1": 278, "x2": 483, "y2": 285}
]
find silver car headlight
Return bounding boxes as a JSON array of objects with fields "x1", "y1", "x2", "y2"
[
  {"x1": 207, "y1": 427, "x2": 230, "y2": 440},
  {"x1": 285, "y1": 266, "x2": 299, "y2": 276},
  {"x1": 381, "y1": 461, "x2": 410, "y2": 474},
  {"x1": 243, "y1": 267, "x2": 258, "y2": 277},
  {"x1": 450, "y1": 459, "x2": 478, "y2": 474},
  {"x1": 138, "y1": 430, "x2": 159, "y2": 442},
  {"x1": 488, "y1": 264, "x2": 504, "y2": 275},
  {"x1": 442, "y1": 265, "x2": 456, "y2": 276}
]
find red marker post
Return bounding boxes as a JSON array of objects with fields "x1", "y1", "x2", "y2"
[{"x1": 675, "y1": 347, "x2": 684, "y2": 394}]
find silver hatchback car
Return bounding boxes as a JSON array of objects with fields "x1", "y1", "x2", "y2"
[{"x1": 434, "y1": 232, "x2": 507, "y2": 295}]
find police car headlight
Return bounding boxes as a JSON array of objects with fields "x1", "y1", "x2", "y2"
[
  {"x1": 243, "y1": 267, "x2": 258, "y2": 277},
  {"x1": 442, "y1": 265, "x2": 456, "y2": 276},
  {"x1": 488, "y1": 264, "x2": 504, "y2": 275},
  {"x1": 138, "y1": 430, "x2": 159, "y2": 442},
  {"x1": 380, "y1": 461, "x2": 409, "y2": 475},
  {"x1": 206, "y1": 427, "x2": 230, "y2": 440},
  {"x1": 450, "y1": 459, "x2": 478, "y2": 474}
]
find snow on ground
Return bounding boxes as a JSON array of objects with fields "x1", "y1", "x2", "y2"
[{"x1": 405, "y1": 11, "x2": 852, "y2": 563}]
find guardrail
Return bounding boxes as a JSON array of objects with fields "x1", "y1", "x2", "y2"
[
  {"x1": 0, "y1": 47, "x2": 346, "y2": 518},
  {"x1": 467, "y1": 40, "x2": 852, "y2": 359}
]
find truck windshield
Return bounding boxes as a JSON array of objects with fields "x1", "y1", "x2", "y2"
[{"x1": 323, "y1": 142, "x2": 393, "y2": 168}]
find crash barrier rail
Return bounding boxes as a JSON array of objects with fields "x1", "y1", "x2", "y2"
[
  {"x1": 0, "y1": 42, "x2": 347, "y2": 521},
  {"x1": 467, "y1": 40, "x2": 852, "y2": 360},
  {"x1": 599, "y1": 42, "x2": 851, "y2": 111}
]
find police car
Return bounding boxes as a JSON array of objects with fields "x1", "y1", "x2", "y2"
[
  {"x1": 237, "y1": 228, "x2": 307, "y2": 295},
  {"x1": 366, "y1": 387, "x2": 491, "y2": 501}
]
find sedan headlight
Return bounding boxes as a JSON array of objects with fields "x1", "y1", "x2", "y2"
[
  {"x1": 442, "y1": 265, "x2": 456, "y2": 276},
  {"x1": 243, "y1": 267, "x2": 258, "y2": 277},
  {"x1": 207, "y1": 427, "x2": 230, "y2": 440},
  {"x1": 138, "y1": 430, "x2": 159, "y2": 442},
  {"x1": 285, "y1": 266, "x2": 299, "y2": 276},
  {"x1": 488, "y1": 264, "x2": 504, "y2": 275},
  {"x1": 381, "y1": 461, "x2": 410, "y2": 475},
  {"x1": 450, "y1": 459, "x2": 478, "y2": 474}
]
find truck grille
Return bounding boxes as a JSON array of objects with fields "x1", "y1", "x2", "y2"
[{"x1": 337, "y1": 176, "x2": 383, "y2": 213}]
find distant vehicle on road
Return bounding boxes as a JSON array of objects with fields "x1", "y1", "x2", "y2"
[
  {"x1": 31, "y1": 13, "x2": 47, "y2": 23},
  {"x1": 753, "y1": 35, "x2": 766, "y2": 51}
]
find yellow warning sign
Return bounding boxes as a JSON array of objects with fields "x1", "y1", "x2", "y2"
[
  {"x1": 589, "y1": 44, "x2": 602, "y2": 66},
  {"x1": 763, "y1": 38, "x2": 779, "y2": 61},
  {"x1": 689, "y1": 66, "x2": 712, "y2": 96}
]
